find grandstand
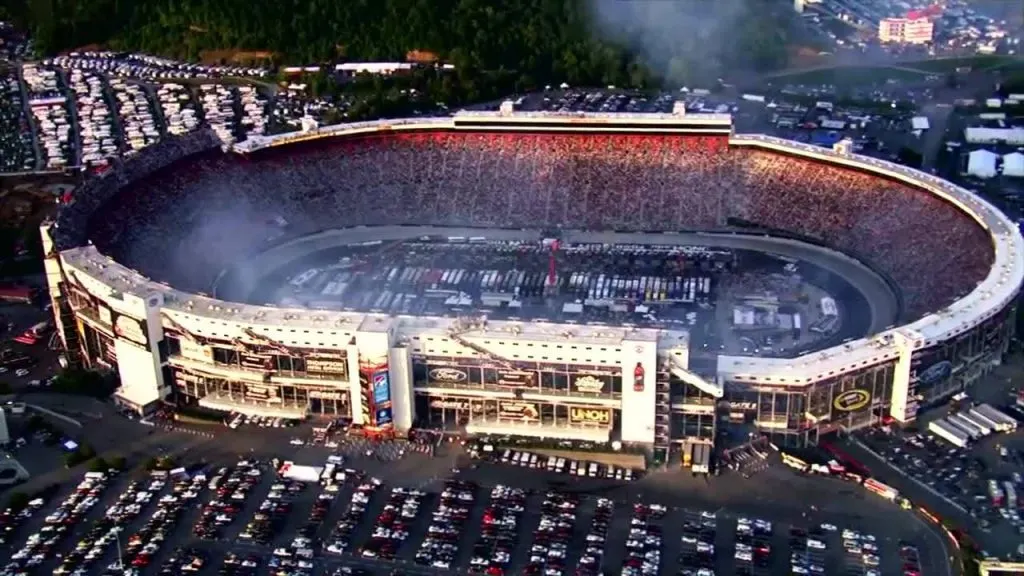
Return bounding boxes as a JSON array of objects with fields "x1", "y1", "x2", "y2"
[{"x1": 42, "y1": 107, "x2": 1023, "y2": 454}]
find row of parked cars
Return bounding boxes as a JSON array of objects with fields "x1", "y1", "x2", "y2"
[
  {"x1": 840, "y1": 528, "x2": 882, "y2": 576},
  {"x1": 361, "y1": 487, "x2": 425, "y2": 561},
  {"x1": 240, "y1": 478, "x2": 299, "y2": 545},
  {"x1": 192, "y1": 461, "x2": 262, "y2": 539},
  {"x1": 678, "y1": 510, "x2": 718, "y2": 576},
  {"x1": 497, "y1": 449, "x2": 638, "y2": 481},
  {"x1": 323, "y1": 477, "x2": 380, "y2": 555},
  {"x1": 524, "y1": 490, "x2": 578, "y2": 576},
  {"x1": 789, "y1": 524, "x2": 832, "y2": 576},
  {"x1": 6, "y1": 470, "x2": 113, "y2": 573},
  {"x1": 158, "y1": 547, "x2": 207, "y2": 576},
  {"x1": 113, "y1": 471, "x2": 206, "y2": 573},
  {"x1": 55, "y1": 474, "x2": 162, "y2": 573},
  {"x1": 0, "y1": 71, "x2": 34, "y2": 172},
  {"x1": 415, "y1": 479, "x2": 476, "y2": 570},
  {"x1": 623, "y1": 503, "x2": 666, "y2": 576},
  {"x1": 576, "y1": 498, "x2": 614, "y2": 576},
  {"x1": 736, "y1": 516, "x2": 773, "y2": 575},
  {"x1": 470, "y1": 485, "x2": 527, "y2": 575},
  {"x1": 0, "y1": 497, "x2": 43, "y2": 546}
]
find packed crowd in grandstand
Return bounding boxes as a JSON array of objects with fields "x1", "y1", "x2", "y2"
[{"x1": 62, "y1": 131, "x2": 992, "y2": 321}]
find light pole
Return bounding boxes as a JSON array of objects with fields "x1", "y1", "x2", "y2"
[{"x1": 114, "y1": 526, "x2": 125, "y2": 572}]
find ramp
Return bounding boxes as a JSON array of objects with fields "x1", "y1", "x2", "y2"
[{"x1": 668, "y1": 355, "x2": 724, "y2": 398}]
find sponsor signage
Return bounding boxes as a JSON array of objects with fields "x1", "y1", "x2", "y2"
[
  {"x1": 179, "y1": 340, "x2": 212, "y2": 362},
  {"x1": 917, "y1": 361, "x2": 953, "y2": 386},
  {"x1": 632, "y1": 362, "x2": 645, "y2": 392},
  {"x1": 429, "y1": 367, "x2": 469, "y2": 383},
  {"x1": 496, "y1": 369, "x2": 537, "y2": 387},
  {"x1": 833, "y1": 389, "x2": 871, "y2": 412},
  {"x1": 430, "y1": 399, "x2": 471, "y2": 411},
  {"x1": 569, "y1": 407, "x2": 612, "y2": 425},
  {"x1": 310, "y1": 390, "x2": 345, "y2": 401},
  {"x1": 240, "y1": 353, "x2": 272, "y2": 371},
  {"x1": 174, "y1": 371, "x2": 202, "y2": 386},
  {"x1": 373, "y1": 370, "x2": 391, "y2": 405},
  {"x1": 306, "y1": 357, "x2": 348, "y2": 375},
  {"x1": 573, "y1": 375, "x2": 606, "y2": 394},
  {"x1": 113, "y1": 314, "x2": 148, "y2": 347},
  {"x1": 375, "y1": 407, "x2": 393, "y2": 426},
  {"x1": 498, "y1": 401, "x2": 539, "y2": 420}
]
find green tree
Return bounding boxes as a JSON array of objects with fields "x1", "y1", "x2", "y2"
[
  {"x1": 6, "y1": 491, "x2": 30, "y2": 512},
  {"x1": 87, "y1": 457, "x2": 108, "y2": 472}
]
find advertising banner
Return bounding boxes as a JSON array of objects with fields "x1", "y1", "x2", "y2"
[
  {"x1": 490, "y1": 369, "x2": 538, "y2": 387},
  {"x1": 430, "y1": 399, "x2": 471, "y2": 411},
  {"x1": 113, "y1": 313, "x2": 148, "y2": 347},
  {"x1": 498, "y1": 401, "x2": 539, "y2": 421},
  {"x1": 309, "y1": 390, "x2": 346, "y2": 401},
  {"x1": 428, "y1": 367, "x2": 470, "y2": 384},
  {"x1": 833, "y1": 389, "x2": 871, "y2": 413},
  {"x1": 569, "y1": 407, "x2": 612, "y2": 425},
  {"x1": 375, "y1": 407, "x2": 393, "y2": 426},
  {"x1": 240, "y1": 353, "x2": 272, "y2": 371},
  {"x1": 305, "y1": 355, "x2": 348, "y2": 376},
  {"x1": 910, "y1": 345, "x2": 954, "y2": 389},
  {"x1": 572, "y1": 375, "x2": 608, "y2": 394},
  {"x1": 373, "y1": 370, "x2": 391, "y2": 405}
]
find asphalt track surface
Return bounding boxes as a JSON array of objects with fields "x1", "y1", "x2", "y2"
[{"x1": 221, "y1": 226, "x2": 901, "y2": 336}]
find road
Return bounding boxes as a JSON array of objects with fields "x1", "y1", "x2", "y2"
[
  {"x1": 918, "y1": 102, "x2": 954, "y2": 171},
  {"x1": 14, "y1": 64, "x2": 43, "y2": 171}
]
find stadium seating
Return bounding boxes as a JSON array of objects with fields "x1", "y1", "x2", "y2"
[{"x1": 77, "y1": 131, "x2": 992, "y2": 319}]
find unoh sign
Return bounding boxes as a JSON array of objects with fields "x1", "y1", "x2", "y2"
[{"x1": 833, "y1": 389, "x2": 870, "y2": 412}]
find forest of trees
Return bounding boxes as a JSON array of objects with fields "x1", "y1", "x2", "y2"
[{"x1": 0, "y1": 0, "x2": 798, "y2": 89}]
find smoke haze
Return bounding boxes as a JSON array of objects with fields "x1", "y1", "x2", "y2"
[{"x1": 584, "y1": 0, "x2": 768, "y2": 84}]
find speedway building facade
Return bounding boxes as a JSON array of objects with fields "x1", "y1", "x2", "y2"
[{"x1": 42, "y1": 106, "x2": 1024, "y2": 449}]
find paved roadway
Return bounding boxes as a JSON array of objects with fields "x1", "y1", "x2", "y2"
[{"x1": 224, "y1": 226, "x2": 901, "y2": 335}]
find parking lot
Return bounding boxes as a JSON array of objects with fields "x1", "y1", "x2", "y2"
[
  {"x1": 0, "y1": 428, "x2": 953, "y2": 576},
  {"x1": 855, "y1": 408, "x2": 1024, "y2": 560}
]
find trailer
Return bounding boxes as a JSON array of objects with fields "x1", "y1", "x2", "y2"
[
  {"x1": 966, "y1": 408, "x2": 1002, "y2": 433},
  {"x1": 976, "y1": 404, "x2": 1018, "y2": 431},
  {"x1": 958, "y1": 411, "x2": 994, "y2": 435},
  {"x1": 692, "y1": 444, "x2": 711, "y2": 475},
  {"x1": 928, "y1": 419, "x2": 970, "y2": 447},
  {"x1": 947, "y1": 414, "x2": 985, "y2": 439}
]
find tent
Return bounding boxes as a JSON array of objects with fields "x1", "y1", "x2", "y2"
[
  {"x1": 1003, "y1": 152, "x2": 1024, "y2": 177},
  {"x1": 967, "y1": 149, "x2": 999, "y2": 179}
]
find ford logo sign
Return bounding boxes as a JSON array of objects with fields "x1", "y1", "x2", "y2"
[
  {"x1": 430, "y1": 368, "x2": 467, "y2": 383},
  {"x1": 833, "y1": 389, "x2": 870, "y2": 412},
  {"x1": 918, "y1": 361, "x2": 952, "y2": 386}
]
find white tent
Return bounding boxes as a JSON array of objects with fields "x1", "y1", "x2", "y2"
[
  {"x1": 965, "y1": 127, "x2": 1024, "y2": 145},
  {"x1": 1004, "y1": 152, "x2": 1024, "y2": 177},
  {"x1": 967, "y1": 149, "x2": 999, "y2": 179}
]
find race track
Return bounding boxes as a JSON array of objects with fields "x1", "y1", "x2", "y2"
[{"x1": 218, "y1": 226, "x2": 900, "y2": 335}]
